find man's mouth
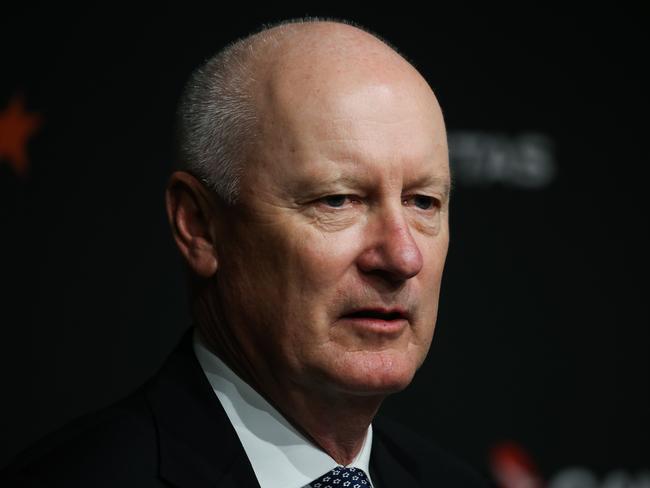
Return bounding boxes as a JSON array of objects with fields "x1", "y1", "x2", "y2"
[
  {"x1": 338, "y1": 307, "x2": 410, "y2": 335},
  {"x1": 341, "y1": 308, "x2": 409, "y2": 321}
]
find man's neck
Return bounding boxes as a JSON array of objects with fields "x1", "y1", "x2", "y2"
[
  {"x1": 195, "y1": 313, "x2": 383, "y2": 465},
  {"x1": 193, "y1": 286, "x2": 387, "y2": 465},
  {"x1": 264, "y1": 382, "x2": 383, "y2": 465},
  {"x1": 206, "y1": 334, "x2": 383, "y2": 464}
]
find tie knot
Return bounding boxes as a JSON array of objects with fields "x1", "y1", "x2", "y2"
[{"x1": 311, "y1": 466, "x2": 371, "y2": 488}]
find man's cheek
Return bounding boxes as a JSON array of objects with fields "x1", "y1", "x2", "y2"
[{"x1": 299, "y1": 245, "x2": 359, "y2": 286}]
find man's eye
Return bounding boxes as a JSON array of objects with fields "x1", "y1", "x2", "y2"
[
  {"x1": 405, "y1": 195, "x2": 437, "y2": 210},
  {"x1": 321, "y1": 195, "x2": 349, "y2": 207},
  {"x1": 414, "y1": 195, "x2": 434, "y2": 209}
]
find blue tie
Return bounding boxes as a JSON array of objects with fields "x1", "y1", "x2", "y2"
[{"x1": 310, "y1": 466, "x2": 371, "y2": 488}]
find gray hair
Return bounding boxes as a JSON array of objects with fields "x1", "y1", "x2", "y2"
[{"x1": 175, "y1": 36, "x2": 259, "y2": 205}]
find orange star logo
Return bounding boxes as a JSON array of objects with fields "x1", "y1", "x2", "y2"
[{"x1": 0, "y1": 94, "x2": 43, "y2": 177}]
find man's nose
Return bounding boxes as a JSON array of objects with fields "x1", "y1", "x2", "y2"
[{"x1": 356, "y1": 206, "x2": 424, "y2": 282}]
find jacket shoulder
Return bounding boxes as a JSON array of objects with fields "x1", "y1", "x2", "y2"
[
  {"x1": 1, "y1": 391, "x2": 163, "y2": 487},
  {"x1": 372, "y1": 415, "x2": 490, "y2": 487}
]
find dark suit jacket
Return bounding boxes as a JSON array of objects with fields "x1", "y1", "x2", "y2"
[{"x1": 2, "y1": 330, "x2": 487, "y2": 487}]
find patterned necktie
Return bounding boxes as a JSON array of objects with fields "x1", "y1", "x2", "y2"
[{"x1": 310, "y1": 466, "x2": 371, "y2": 488}]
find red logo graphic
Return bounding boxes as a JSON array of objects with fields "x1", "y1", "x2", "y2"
[
  {"x1": 490, "y1": 441, "x2": 544, "y2": 488},
  {"x1": 0, "y1": 94, "x2": 42, "y2": 177}
]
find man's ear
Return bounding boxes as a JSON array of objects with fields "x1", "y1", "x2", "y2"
[{"x1": 165, "y1": 171, "x2": 220, "y2": 278}]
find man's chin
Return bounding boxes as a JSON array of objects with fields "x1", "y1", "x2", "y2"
[{"x1": 319, "y1": 351, "x2": 420, "y2": 397}]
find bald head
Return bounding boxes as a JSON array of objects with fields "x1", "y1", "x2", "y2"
[
  {"x1": 176, "y1": 19, "x2": 443, "y2": 203},
  {"x1": 247, "y1": 21, "x2": 419, "y2": 81}
]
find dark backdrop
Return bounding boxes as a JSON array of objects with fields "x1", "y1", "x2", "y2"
[{"x1": 1, "y1": 6, "x2": 647, "y2": 486}]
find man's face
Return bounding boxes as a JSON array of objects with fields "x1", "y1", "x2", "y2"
[{"x1": 214, "y1": 67, "x2": 450, "y2": 397}]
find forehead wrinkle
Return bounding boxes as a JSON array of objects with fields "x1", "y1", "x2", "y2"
[
  {"x1": 287, "y1": 160, "x2": 374, "y2": 192},
  {"x1": 404, "y1": 174, "x2": 451, "y2": 198},
  {"x1": 283, "y1": 132, "x2": 448, "y2": 187},
  {"x1": 286, "y1": 157, "x2": 450, "y2": 200}
]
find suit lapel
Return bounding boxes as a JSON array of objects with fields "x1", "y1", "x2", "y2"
[
  {"x1": 370, "y1": 423, "x2": 421, "y2": 488},
  {"x1": 145, "y1": 329, "x2": 260, "y2": 488}
]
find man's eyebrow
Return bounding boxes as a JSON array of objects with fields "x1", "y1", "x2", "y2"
[
  {"x1": 292, "y1": 170, "x2": 452, "y2": 199},
  {"x1": 406, "y1": 175, "x2": 452, "y2": 199},
  {"x1": 292, "y1": 173, "x2": 363, "y2": 191}
]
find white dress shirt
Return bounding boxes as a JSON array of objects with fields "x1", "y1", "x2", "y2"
[{"x1": 193, "y1": 330, "x2": 374, "y2": 488}]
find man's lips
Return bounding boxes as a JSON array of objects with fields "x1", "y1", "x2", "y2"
[
  {"x1": 341, "y1": 308, "x2": 410, "y2": 321},
  {"x1": 338, "y1": 307, "x2": 410, "y2": 334}
]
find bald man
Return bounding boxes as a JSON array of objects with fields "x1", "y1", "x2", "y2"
[{"x1": 2, "y1": 20, "x2": 487, "y2": 488}]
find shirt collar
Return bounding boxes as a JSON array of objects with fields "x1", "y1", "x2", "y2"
[{"x1": 193, "y1": 330, "x2": 373, "y2": 488}]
